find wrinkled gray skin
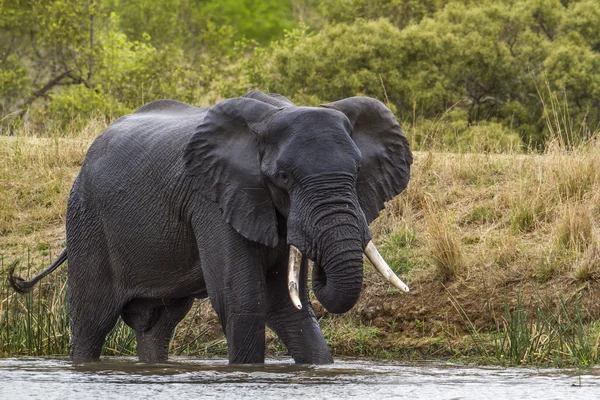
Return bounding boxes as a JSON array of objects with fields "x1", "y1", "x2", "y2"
[{"x1": 11, "y1": 91, "x2": 412, "y2": 364}]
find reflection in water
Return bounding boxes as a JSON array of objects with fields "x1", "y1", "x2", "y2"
[{"x1": 0, "y1": 357, "x2": 598, "y2": 399}]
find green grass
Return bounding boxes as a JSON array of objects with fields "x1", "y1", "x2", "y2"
[
  {"x1": 321, "y1": 315, "x2": 383, "y2": 358},
  {"x1": 1, "y1": 255, "x2": 70, "y2": 356},
  {"x1": 0, "y1": 255, "x2": 139, "y2": 357},
  {"x1": 494, "y1": 293, "x2": 600, "y2": 366},
  {"x1": 463, "y1": 204, "x2": 500, "y2": 225},
  {"x1": 380, "y1": 223, "x2": 417, "y2": 275},
  {"x1": 0, "y1": 254, "x2": 227, "y2": 358},
  {"x1": 448, "y1": 285, "x2": 600, "y2": 367}
]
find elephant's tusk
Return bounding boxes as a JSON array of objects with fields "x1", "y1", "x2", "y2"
[
  {"x1": 364, "y1": 241, "x2": 410, "y2": 292},
  {"x1": 288, "y1": 245, "x2": 303, "y2": 310}
]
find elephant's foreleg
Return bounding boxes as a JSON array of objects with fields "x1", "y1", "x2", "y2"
[
  {"x1": 122, "y1": 297, "x2": 194, "y2": 362},
  {"x1": 200, "y1": 249, "x2": 267, "y2": 364},
  {"x1": 265, "y1": 257, "x2": 333, "y2": 364}
]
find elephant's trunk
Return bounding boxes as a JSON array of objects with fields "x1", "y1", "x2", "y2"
[
  {"x1": 287, "y1": 173, "x2": 370, "y2": 314},
  {"x1": 311, "y1": 218, "x2": 364, "y2": 313}
]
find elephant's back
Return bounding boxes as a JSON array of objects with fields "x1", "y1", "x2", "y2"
[
  {"x1": 86, "y1": 100, "x2": 207, "y2": 163},
  {"x1": 67, "y1": 101, "x2": 210, "y2": 274},
  {"x1": 74, "y1": 100, "x2": 208, "y2": 212}
]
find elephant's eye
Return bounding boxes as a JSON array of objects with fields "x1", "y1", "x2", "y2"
[{"x1": 279, "y1": 171, "x2": 289, "y2": 184}]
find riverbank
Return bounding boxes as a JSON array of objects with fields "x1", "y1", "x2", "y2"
[{"x1": 1, "y1": 134, "x2": 599, "y2": 366}]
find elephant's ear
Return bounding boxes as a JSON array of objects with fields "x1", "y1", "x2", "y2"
[
  {"x1": 184, "y1": 98, "x2": 281, "y2": 247},
  {"x1": 321, "y1": 97, "x2": 413, "y2": 224}
]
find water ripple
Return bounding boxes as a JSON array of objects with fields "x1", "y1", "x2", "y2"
[{"x1": 0, "y1": 357, "x2": 598, "y2": 399}]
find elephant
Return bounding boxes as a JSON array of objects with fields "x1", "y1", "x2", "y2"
[{"x1": 9, "y1": 90, "x2": 412, "y2": 364}]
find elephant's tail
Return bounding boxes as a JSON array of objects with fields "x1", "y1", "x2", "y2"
[{"x1": 7, "y1": 248, "x2": 68, "y2": 294}]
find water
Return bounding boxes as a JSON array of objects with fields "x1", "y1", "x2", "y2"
[{"x1": 0, "y1": 357, "x2": 598, "y2": 399}]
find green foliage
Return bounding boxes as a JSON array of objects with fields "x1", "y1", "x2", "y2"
[
  {"x1": 453, "y1": 123, "x2": 522, "y2": 153},
  {"x1": 543, "y1": 40, "x2": 600, "y2": 142},
  {"x1": 559, "y1": 0, "x2": 600, "y2": 50},
  {"x1": 45, "y1": 84, "x2": 125, "y2": 129},
  {"x1": 103, "y1": 0, "x2": 295, "y2": 48},
  {"x1": 251, "y1": 20, "x2": 412, "y2": 106},
  {"x1": 195, "y1": 0, "x2": 295, "y2": 44},
  {"x1": 410, "y1": 109, "x2": 522, "y2": 152},
  {"x1": 1, "y1": 0, "x2": 599, "y2": 148},
  {"x1": 0, "y1": 0, "x2": 296, "y2": 131},
  {"x1": 317, "y1": 0, "x2": 444, "y2": 29},
  {"x1": 0, "y1": 55, "x2": 30, "y2": 114},
  {"x1": 245, "y1": 0, "x2": 599, "y2": 149},
  {"x1": 92, "y1": 14, "x2": 194, "y2": 108},
  {"x1": 103, "y1": 0, "x2": 190, "y2": 47}
]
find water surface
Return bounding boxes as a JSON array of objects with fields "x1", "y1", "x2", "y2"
[{"x1": 0, "y1": 357, "x2": 598, "y2": 399}]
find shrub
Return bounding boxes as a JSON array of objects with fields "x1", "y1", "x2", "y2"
[
  {"x1": 425, "y1": 206, "x2": 463, "y2": 281},
  {"x1": 574, "y1": 243, "x2": 600, "y2": 282},
  {"x1": 44, "y1": 85, "x2": 128, "y2": 131},
  {"x1": 555, "y1": 204, "x2": 593, "y2": 251}
]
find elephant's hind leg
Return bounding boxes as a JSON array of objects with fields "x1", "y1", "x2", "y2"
[
  {"x1": 68, "y1": 278, "x2": 122, "y2": 361},
  {"x1": 68, "y1": 249, "x2": 122, "y2": 360},
  {"x1": 69, "y1": 302, "x2": 121, "y2": 361},
  {"x1": 122, "y1": 297, "x2": 194, "y2": 362},
  {"x1": 67, "y1": 197, "x2": 125, "y2": 361}
]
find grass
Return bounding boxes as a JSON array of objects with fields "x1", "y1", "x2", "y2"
[
  {"x1": 555, "y1": 204, "x2": 593, "y2": 251},
  {"x1": 493, "y1": 293, "x2": 600, "y2": 366},
  {"x1": 445, "y1": 285, "x2": 600, "y2": 367},
  {"x1": 1, "y1": 255, "x2": 227, "y2": 357},
  {"x1": 321, "y1": 314, "x2": 384, "y2": 358},
  {"x1": 574, "y1": 243, "x2": 600, "y2": 282},
  {"x1": 425, "y1": 205, "x2": 463, "y2": 281},
  {"x1": 379, "y1": 221, "x2": 418, "y2": 275},
  {"x1": 1, "y1": 259, "x2": 70, "y2": 356},
  {"x1": 1, "y1": 103, "x2": 600, "y2": 365},
  {"x1": 0, "y1": 254, "x2": 139, "y2": 357}
]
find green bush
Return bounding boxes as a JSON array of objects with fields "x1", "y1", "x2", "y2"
[
  {"x1": 407, "y1": 110, "x2": 522, "y2": 153},
  {"x1": 317, "y1": 0, "x2": 442, "y2": 29},
  {"x1": 94, "y1": 21, "x2": 191, "y2": 108},
  {"x1": 0, "y1": 55, "x2": 30, "y2": 115},
  {"x1": 1, "y1": 0, "x2": 599, "y2": 148},
  {"x1": 44, "y1": 85, "x2": 127, "y2": 130},
  {"x1": 454, "y1": 123, "x2": 522, "y2": 153}
]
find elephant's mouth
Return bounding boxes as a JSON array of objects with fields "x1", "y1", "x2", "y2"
[{"x1": 286, "y1": 242, "x2": 409, "y2": 311}]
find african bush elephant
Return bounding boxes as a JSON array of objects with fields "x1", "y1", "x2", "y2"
[{"x1": 9, "y1": 90, "x2": 412, "y2": 364}]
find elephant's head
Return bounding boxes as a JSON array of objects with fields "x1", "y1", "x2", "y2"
[{"x1": 184, "y1": 90, "x2": 412, "y2": 313}]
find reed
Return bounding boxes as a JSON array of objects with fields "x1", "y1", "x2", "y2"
[
  {"x1": 0, "y1": 255, "x2": 221, "y2": 357},
  {"x1": 1, "y1": 256, "x2": 71, "y2": 356},
  {"x1": 493, "y1": 292, "x2": 600, "y2": 366}
]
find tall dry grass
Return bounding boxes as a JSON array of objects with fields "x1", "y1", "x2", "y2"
[
  {"x1": 424, "y1": 205, "x2": 464, "y2": 281},
  {"x1": 0, "y1": 119, "x2": 104, "y2": 257}
]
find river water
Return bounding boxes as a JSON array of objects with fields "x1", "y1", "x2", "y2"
[{"x1": 0, "y1": 357, "x2": 598, "y2": 399}]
